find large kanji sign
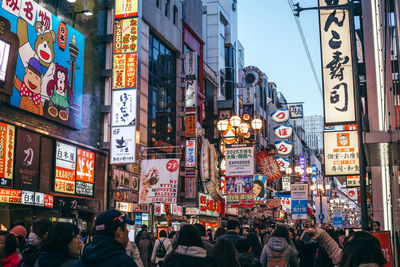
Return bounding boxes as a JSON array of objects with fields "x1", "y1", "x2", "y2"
[
  {"x1": 271, "y1": 108, "x2": 289, "y2": 123},
  {"x1": 75, "y1": 148, "x2": 95, "y2": 196},
  {"x1": 256, "y1": 151, "x2": 282, "y2": 182}
]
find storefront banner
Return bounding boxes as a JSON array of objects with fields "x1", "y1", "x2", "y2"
[
  {"x1": 14, "y1": 129, "x2": 40, "y2": 190},
  {"x1": 346, "y1": 176, "x2": 360, "y2": 187},
  {"x1": 274, "y1": 140, "x2": 293, "y2": 156},
  {"x1": 288, "y1": 104, "x2": 304, "y2": 119},
  {"x1": 111, "y1": 126, "x2": 136, "y2": 163},
  {"x1": 371, "y1": 231, "x2": 393, "y2": 267},
  {"x1": 275, "y1": 157, "x2": 290, "y2": 172},
  {"x1": 44, "y1": 193, "x2": 53, "y2": 208},
  {"x1": 225, "y1": 144, "x2": 254, "y2": 176},
  {"x1": 21, "y1": 190, "x2": 45, "y2": 206},
  {"x1": 114, "y1": 18, "x2": 138, "y2": 54},
  {"x1": 319, "y1": 0, "x2": 356, "y2": 124},
  {"x1": 184, "y1": 51, "x2": 197, "y2": 79},
  {"x1": 185, "y1": 139, "x2": 196, "y2": 168},
  {"x1": 0, "y1": 188, "x2": 21, "y2": 203},
  {"x1": 273, "y1": 124, "x2": 293, "y2": 139},
  {"x1": 0, "y1": 123, "x2": 15, "y2": 187},
  {"x1": 112, "y1": 89, "x2": 137, "y2": 126},
  {"x1": 131, "y1": 203, "x2": 149, "y2": 213},
  {"x1": 54, "y1": 196, "x2": 100, "y2": 213},
  {"x1": 282, "y1": 176, "x2": 291, "y2": 191},
  {"x1": 113, "y1": 53, "x2": 137, "y2": 89},
  {"x1": 55, "y1": 141, "x2": 76, "y2": 194},
  {"x1": 116, "y1": 201, "x2": 133, "y2": 212},
  {"x1": 139, "y1": 159, "x2": 180, "y2": 204},
  {"x1": 324, "y1": 131, "x2": 360, "y2": 176},
  {"x1": 115, "y1": 0, "x2": 139, "y2": 19},
  {"x1": 199, "y1": 193, "x2": 221, "y2": 217},
  {"x1": 185, "y1": 114, "x2": 196, "y2": 138},
  {"x1": 172, "y1": 204, "x2": 183, "y2": 216},
  {"x1": 226, "y1": 176, "x2": 253, "y2": 202},
  {"x1": 291, "y1": 183, "x2": 308, "y2": 220},
  {"x1": 185, "y1": 207, "x2": 199, "y2": 215},
  {"x1": 266, "y1": 198, "x2": 281, "y2": 210},
  {"x1": 253, "y1": 175, "x2": 267, "y2": 205},
  {"x1": 280, "y1": 197, "x2": 291, "y2": 212},
  {"x1": 0, "y1": 3, "x2": 85, "y2": 129},
  {"x1": 271, "y1": 108, "x2": 289, "y2": 123},
  {"x1": 256, "y1": 151, "x2": 282, "y2": 182}
]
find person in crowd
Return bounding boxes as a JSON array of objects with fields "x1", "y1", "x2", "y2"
[
  {"x1": 216, "y1": 220, "x2": 244, "y2": 249},
  {"x1": 151, "y1": 230, "x2": 172, "y2": 267},
  {"x1": 163, "y1": 224, "x2": 216, "y2": 267},
  {"x1": 245, "y1": 232, "x2": 262, "y2": 259},
  {"x1": 337, "y1": 229, "x2": 346, "y2": 248},
  {"x1": 75, "y1": 209, "x2": 137, "y2": 267},
  {"x1": 167, "y1": 231, "x2": 176, "y2": 242},
  {"x1": 135, "y1": 225, "x2": 148, "y2": 245},
  {"x1": 288, "y1": 228, "x2": 301, "y2": 253},
  {"x1": 137, "y1": 230, "x2": 153, "y2": 267},
  {"x1": 257, "y1": 225, "x2": 268, "y2": 246},
  {"x1": 212, "y1": 238, "x2": 240, "y2": 267},
  {"x1": 206, "y1": 229, "x2": 213, "y2": 242},
  {"x1": 9, "y1": 225, "x2": 26, "y2": 257},
  {"x1": 316, "y1": 228, "x2": 338, "y2": 267},
  {"x1": 0, "y1": 231, "x2": 20, "y2": 267},
  {"x1": 194, "y1": 224, "x2": 214, "y2": 256},
  {"x1": 20, "y1": 218, "x2": 52, "y2": 267},
  {"x1": 213, "y1": 227, "x2": 226, "y2": 241},
  {"x1": 373, "y1": 221, "x2": 381, "y2": 232},
  {"x1": 126, "y1": 238, "x2": 144, "y2": 267},
  {"x1": 243, "y1": 227, "x2": 250, "y2": 237},
  {"x1": 298, "y1": 229, "x2": 318, "y2": 267},
  {"x1": 237, "y1": 238, "x2": 261, "y2": 267},
  {"x1": 36, "y1": 222, "x2": 80, "y2": 267},
  {"x1": 260, "y1": 226, "x2": 299, "y2": 267}
]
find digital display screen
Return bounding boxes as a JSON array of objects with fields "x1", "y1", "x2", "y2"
[{"x1": 0, "y1": 39, "x2": 10, "y2": 82}]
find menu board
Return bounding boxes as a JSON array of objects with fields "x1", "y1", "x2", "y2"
[{"x1": 54, "y1": 141, "x2": 76, "y2": 194}]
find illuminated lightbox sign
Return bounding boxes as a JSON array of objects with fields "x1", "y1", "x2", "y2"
[
  {"x1": 115, "y1": 0, "x2": 139, "y2": 19},
  {"x1": 113, "y1": 53, "x2": 137, "y2": 89},
  {"x1": 112, "y1": 89, "x2": 137, "y2": 126},
  {"x1": 114, "y1": 18, "x2": 138, "y2": 54},
  {"x1": 54, "y1": 141, "x2": 76, "y2": 194},
  {"x1": 185, "y1": 139, "x2": 196, "y2": 168}
]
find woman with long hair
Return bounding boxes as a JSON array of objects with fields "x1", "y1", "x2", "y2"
[
  {"x1": 246, "y1": 232, "x2": 262, "y2": 259},
  {"x1": 212, "y1": 239, "x2": 240, "y2": 267}
]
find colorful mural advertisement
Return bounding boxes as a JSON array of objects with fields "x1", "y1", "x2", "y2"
[
  {"x1": 0, "y1": 1, "x2": 85, "y2": 129},
  {"x1": 253, "y1": 175, "x2": 267, "y2": 205}
]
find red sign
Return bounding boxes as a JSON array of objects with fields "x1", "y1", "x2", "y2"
[
  {"x1": 76, "y1": 148, "x2": 95, "y2": 183},
  {"x1": 266, "y1": 199, "x2": 281, "y2": 210},
  {"x1": 372, "y1": 231, "x2": 393, "y2": 267},
  {"x1": 58, "y1": 22, "x2": 67, "y2": 50},
  {"x1": 113, "y1": 53, "x2": 137, "y2": 89},
  {"x1": 256, "y1": 152, "x2": 282, "y2": 182},
  {"x1": 0, "y1": 122, "x2": 15, "y2": 186},
  {"x1": 0, "y1": 188, "x2": 22, "y2": 204},
  {"x1": 199, "y1": 193, "x2": 221, "y2": 217},
  {"x1": 44, "y1": 194, "x2": 54, "y2": 208}
]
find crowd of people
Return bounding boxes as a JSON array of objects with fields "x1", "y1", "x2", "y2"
[{"x1": 0, "y1": 209, "x2": 388, "y2": 267}]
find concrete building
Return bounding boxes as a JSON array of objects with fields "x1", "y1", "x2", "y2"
[{"x1": 299, "y1": 115, "x2": 324, "y2": 155}]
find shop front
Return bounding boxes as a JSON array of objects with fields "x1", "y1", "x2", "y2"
[
  {"x1": 154, "y1": 203, "x2": 186, "y2": 236},
  {"x1": 198, "y1": 193, "x2": 221, "y2": 230}
]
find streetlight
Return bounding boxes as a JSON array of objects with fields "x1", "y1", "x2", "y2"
[
  {"x1": 312, "y1": 183, "x2": 330, "y2": 225},
  {"x1": 217, "y1": 119, "x2": 229, "y2": 132},
  {"x1": 229, "y1": 116, "x2": 241, "y2": 128},
  {"x1": 285, "y1": 167, "x2": 292, "y2": 175},
  {"x1": 306, "y1": 167, "x2": 313, "y2": 175},
  {"x1": 217, "y1": 115, "x2": 263, "y2": 144},
  {"x1": 251, "y1": 118, "x2": 263, "y2": 131}
]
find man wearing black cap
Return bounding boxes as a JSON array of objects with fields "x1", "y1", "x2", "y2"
[{"x1": 75, "y1": 209, "x2": 138, "y2": 267}]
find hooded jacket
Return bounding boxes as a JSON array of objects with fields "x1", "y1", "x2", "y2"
[
  {"x1": 163, "y1": 245, "x2": 216, "y2": 267},
  {"x1": 260, "y1": 237, "x2": 299, "y2": 267},
  {"x1": 216, "y1": 231, "x2": 244, "y2": 249},
  {"x1": 238, "y1": 252, "x2": 261, "y2": 267},
  {"x1": 36, "y1": 252, "x2": 76, "y2": 267},
  {"x1": 75, "y1": 235, "x2": 138, "y2": 267}
]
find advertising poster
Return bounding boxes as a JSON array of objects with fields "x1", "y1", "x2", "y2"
[
  {"x1": 0, "y1": 122, "x2": 15, "y2": 187},
  {"x1": 333, "y1": 207, "x2": 343, "y2": 227},
  {"x1": 112, "y1": 89, "x2": 137, "y2": 126},
  {"x1": 256, "y1": 151, "x2": 282, "y2": 182},
  {"x1": 54, "y1": 141, "x2": 76, "y2": 194},
  {"x1": 139, "y1": 159, "x2": 180, "y2": 204},
  {"x1": 225, "y1": 144, "x2": 254, "y2": 176},
  {"x1": 114, "y1": 18, "x2": 138, "y2": 54},
  {"x1": 291, "y1": 183, "x2": 308, "y2": 220},
  {"x1": 185, "y1": 139, "x2": 196, "y2": 168},
  {"x1": 111, "y1": 125, "x2": 136, "y2": 163},
  {"x1": 253, "y1": 175, "x2": 267, "y2": 205},
  {"x1": 75, "y1": 148, "x2": 95, "y2": 196},
  {"x1": 113, "y1": 53, "x2": 137, "y2": 89},
  {"x1": 115, "y1": 0, "x2": 139, "y2": 19},
  {"x1": 225, "y1": 176, "x2": 253, "y2": 202},
  {"x1": 0, "y1": 188, "x2": 21, "y2": 203},
  {"x1": 111, "y1": 167, "x2": 134, "y2": 203},
  {"x1": 0, "y1": 2, "x2": 85, "y2": 129},
  {"x1": 371, "y1": 231, "x2": 393, "y2": 267},
  {"x1": 14, "y1": 129, "x2": 40, "y2": 190}
]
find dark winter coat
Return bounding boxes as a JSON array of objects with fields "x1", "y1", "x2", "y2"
[
  {"x1": 36, "y1": 252, "x2": 76, "y2": 267},
  {"x1": 163, "y1": 245, "x2": 216, "y2": 267},
  {"x1": 216, "y1": 231, "x2": 244, "y2": 249},
  {"x1": 19, "y1": 243, "x2": 41, "y2": 267},
  {"x1": 75, "y1": 235, "x2": 138, "y2": 267},
  {"x1": 238, "y1": 252, "x2": 261, "y2": 267}
]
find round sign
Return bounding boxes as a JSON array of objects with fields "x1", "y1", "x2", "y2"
[
  {"x1": 243, "y1": 114, "x2": 250, "y2": 121},
  {"x1": 319, "y1": 214, "x2": 325, "y2": 220},
  {"x1": 166, "y1": 160, "x2": 179, "y2": 172}
]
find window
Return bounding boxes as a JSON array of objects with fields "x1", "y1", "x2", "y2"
[
  {"x1": 165, "y1": 0, "x2": 170, "y2": 17},
  {"x1": 156, "y1": 0, "x2": 160, "y2": 8},
  {"x1": 173, "y1": 5, "x2": 178, "y2": 25}
]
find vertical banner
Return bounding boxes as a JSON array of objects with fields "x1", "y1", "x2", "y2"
[
  {"x1": 184, "y1": 169, "x2": 196, "y2": 199},
  {"x1": 299, "y1": 155, "x2": 306, "y2": 181},
  {"x1": 185, "y1": 139, "x2": 196, "y2": 168},
  {"x1": 253, "y1": 175, "x2": 267, "y2": 205},
  {"x1": 315, "y1": 195, "x2": 328, "y2": 224},
  {"x1": 291, "y1": 183, "x2": 308, "y2": 220},
  {"x1": 282, "y1": 176, "x2": 291, "y2": 191},
  {"x1": 14, "y1": 129, "x2": 40, "y2": 190},
  {"x1": 54, "y1": 141, "x2": 76, "y2": 194},
  {"x1": 319, "y1": 0, "x2": 356, "y2": 124},
  {"x1": 75, "y1": 148, "x2": 95, "y2": 196},
  {"x1": 0, "y1": 122, "x2": 15, "y2": 187}
]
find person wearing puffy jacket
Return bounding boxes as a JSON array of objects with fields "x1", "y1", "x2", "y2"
[
  {"x1": 0, "y1": 231, "x2": 20, "y2": 267},
  {"x1": 151, "y1": 230, "x2": 172, "y2": 266},
  {"x1": 237, "y1": 238, "x2": 261, "y2": 267},
  {"x1": 260, "y1": 226, "x2": 299, "y2": 267}
]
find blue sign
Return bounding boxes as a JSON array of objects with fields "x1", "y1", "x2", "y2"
[
  {"x1": 185, "y1": 139, "x2": 196, "y2": 168},
  {"x1": 291, "y1": 200, "x2": 307, "y2": 217},
  {"x1": 333, "y1": 216, "x2": 343, "y2": 227},
  {"x1": 312, "y1": 164, "x2": 317, "y2": 178}
]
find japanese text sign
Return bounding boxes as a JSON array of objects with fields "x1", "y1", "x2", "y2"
[
  {"x1": 242, "y1": 87, "x2": 254, "y2": 105},
  {"x1": 324, "y1": 131, "x2": 360, "y2": 176},
  {"x1": 346, "y1": 176, "x2": 360, "y2": 187},
  {"x1": 319, "y1": 0, "x2": 356, "y2": 124},
  {"x1": 0, "y1": 188, "x2": 21, "y2": 203},
  {"x1": 282, "y1": 176, "x2": 291, "y2": 191},
  {"x1": 185, "y1": 51, "x2": 197, "y2": 79},
  {"x1": 75, "y1": 148, "x2": 95, "y2": 196},
  {"x1": 185, "y1": 114, "x2": 196, "y2": 138},
  {"x1": 274, "y1": 140, "x2": 293, "y2": 156},
  {"x1": 114, "y1": 18, "x2": 137, "y2": 54},
  {"x1": 273, "y1": 124, "x2": 293, "y2": 139},
  {"x1": 271, "y1": 108, "x2": 289, "y2": 123},
  {"x1": 275, "y1": 157, "x2": 290, "y2": 172},
  {"x1": 185, "y1": 80, "x2": 197, "y2": 108},
  {"x1": 54, "y1": 141, "x2": 76, "y2": 194},
  {"x1": 115, "y1": 0, "x2": 138, "y2": 19},
  {"x1": 185, "y1": 169, "x2": 196, "y2": 199},
  {"x1": 139, "y1": 159, "x2": 180, "y2": 204},
  {"x1": 299, "y1": 155, "x2": 306, "y2": 181},
  {"x1": 111, "y1": 125, "x2": 136, "y2": 163},
  {"x1": 291, "y1": 183, "x2": 308, "y2": 220},
  {"x1": 21, "y1": 190, "x2": 46, "y2": 206},
  {"x1": 113, "y1": 53, "x2": 137, "y2": 89},
  {"x1": 225, "y1": 144, "x2": 254, "y2": 176},
  {"x1": 199, "y1": 193, "x2": 221, "y2": 217},
  {"x1": 112, "y1": 89, "x2": 137, "y2": 126},
  {"x1": 288, "y1": 104, "x2": 304, "y2": 119},
  {"x1": 0, "y1": 122, "x2": 15, "y2": 187},
  {"x1": 185, "y1": 139, "x2": 196, "y2": 168},
  {"x1": 256, "y1": 151, "x2": 282, "y2": 182}
]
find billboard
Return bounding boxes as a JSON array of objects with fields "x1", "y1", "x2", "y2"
[
  {"x1": 75, "y1": 148, "x2": 95, "y2": 196},
  {"x1": 54, "y1": 141, "x2": 76, "y2": 194},
  {"x1": 253, "y1": 175, "x2": 267, "y2": 205},
  {"x1": 139, "y1": 159, "x2": 180, "y2": 204},
  {"x1": 225, "y1": 176, "x2": 253, "y2": 202},
  {"x1": 1, "y1": 1, "x2": 85, "y2": 128},
  {"x1": 225, "y1": 144, "x2": 254, "y2": 176}
]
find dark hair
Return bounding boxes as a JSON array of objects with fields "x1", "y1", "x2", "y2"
[
  {"x1": 213, "y1": 239, "x2": 240, "y2": 267},
  {"x1": 159, "y1": 230, "x2": 167, "y2": 238},
  {"x1": 253, "y1": 180, "x2": 265, "y2": 198},
  {"x1": 271, "y1": 226, "x2": 290, "y2": 243},
  {"x1": 168, "y1": 231, "x2": 176, "y2": 239},
  {"x1": 41, "y1": 222, "x2": 80, "y2": 256},
  {"x1": 344, "y1": 231, "x2": 372, "y2": 246},
  {"x1": 141, "y1": 224, "x2": 148, "y2": 230},
  {"x1": 259, "y1": 224, "x2": 266, "y2": 230},
  {"x1": 16, "y1": 235, "x2": 25, "y2": 252},
  {"x1": 0, "y1": 231, "x2": 18, "y2": 257},
  {"x1": 246, "y1": 232, "x2": 262, "y2": 257},
  {"x1": 226, "y1": 220, "x2": 240, "y2": 231},
  {"x1": 236, "y1": 238, "x2": 250, "y2": 253},
  {"x1": 325, "y1": 229, "x2": 339, "y2": 244},
  {"x1": 175, "y1": 224, "x2": 204, "y2": 248},
  {"x1": 339, "y1": 233, "x2": 386, "y2": 267},
  {"x1": 373, "y1": 221, "x2": 381, "y2": 227},
  {"x1": 32, "y1": 219, "x2": 52, "y2": 240},
  {"x1": 214, "y1": 227, "x2": 226, "y2": 240}
]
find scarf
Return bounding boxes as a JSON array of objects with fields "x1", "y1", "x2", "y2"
[{"x1": 20, "y1": 83, "x2": 41, "y2": 107}]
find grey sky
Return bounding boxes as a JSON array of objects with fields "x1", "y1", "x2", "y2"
[{"x1": 238, "y1": 0, "x2": 323, "y2": 116}]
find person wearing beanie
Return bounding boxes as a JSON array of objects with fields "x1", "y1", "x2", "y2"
[{"x1": 10, "y1": 225, "x2": 27, "y2": 258}]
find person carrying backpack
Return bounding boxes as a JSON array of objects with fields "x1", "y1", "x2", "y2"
[{"x1": 151, "y1": 230, "x2": 172, "y2": 267}]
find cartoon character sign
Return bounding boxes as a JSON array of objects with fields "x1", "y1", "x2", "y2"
[{"x1": 0, "y1": 1, "x2": 85, "y2": 129}]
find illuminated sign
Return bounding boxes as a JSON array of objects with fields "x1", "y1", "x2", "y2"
[
  {"x1": 54, "y1": 141, "x2": 76, "y2": 194},
  {"x1": 0, "y1": 122, "x2": 14, "y2": 187},
  {"x1": 112, "y1": 89, "x2": 137, "y2": 126},
  {"x1": 185, "y1": 139, "x2": 196, "y2": 168},
  {"x1": 113, "y1": 53, "x2": 137, "y2": 89},
  {"x1": 274, "y1": 140, "x2": 293, "y2": 155},
  {"x1": 76, "y1": 148, "x2": 95, "y2": 196},
  {"x1": 199, "y1": 193, "x2": 221, "y2": 217},
  {"x1": 115, "y1": 0, "x2": 139, "y2": 19},
  {"x1": 0, "y1": 188, "x2": 21, "y2": 203},
  {"x1": 114, "y1": 18, "x2": 138, "y2": 54}
]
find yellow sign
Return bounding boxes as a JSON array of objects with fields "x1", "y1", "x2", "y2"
[
  {"x1": 113, "y1": 53, "x2": 137, "y2": 89},
  {"x1": 0, "y1": 122, "x2": 15, "y2": 183},
  {"x1": 115, "y1": 0, "x2": 138, "y2": 19},
  {"x1": 114, "y1": 18, "x2": 138, "y2": 54}
]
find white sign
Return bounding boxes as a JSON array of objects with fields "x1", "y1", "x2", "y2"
[
  {"x1": 315, "y1": 195, "x2": 328, "y2": 224},
  {"x1": 271, "y1": 108, "x2": 289, "y2": 123},
  {"x1": 185, "y1": 139, "x2": 196, "y2": 168},
  {"x1": 288, "y1": 104, "x2": 304, "y2": 119},
  {"x1": 319, "y1": 0, "x2": 356, "y2": 124},
  {"x1": 274, "y1": 141, "x2": 293, "y2": 155},
  {"x1": 242, "y1": 87, "x2": 254, "y2": 105},
  {"x1": 324, "y1": 131, "x2": 360, "y2": 176},
  {"x1": 347, "y1": 188, "x2": 358, "y2": 200},
  {"x1": 274, "y1": 124, "x2": 293, "y2": 139},
  {"x1": 185, "y1": 52, "x2": 197, "y2": 79},
  {"x1": 225, "y1": 144, "x2": 254, "y2": 176},
  {"x1": 291, "y1": 183, "x2": 308, "y2": 220},
  {"x1": 282, "y1": 176, "x2": 291, "y2": 191},
  {"x1": 56, "y1": 142, "x2": 76, "y2": 170},
  {"x1": 139, "y1": 159, "x2": 180, "y2": 204},
  {"x1": 112, "y1": 89, "x2": 137, "y2": 126},
  {"x1": 185, "y1": 80, "x2": 197, "y2": 108},
  {"x1": 21, "y1": 191, "x2": 44, "y2": 206},
  {"x1": 280, "y1": 197, "x2": 291, "y2": 212},
  {"x1": 116, "y1": 201, "x2": 133, "y2": 212},
  {"x1": 199, "y1": 193, "x2": 221, "y2": 217},
  {"x1": 111, "y1": 126, "x2": 136, "y2": 164},
  {"x1": 275, "y1": 157, "x2": 291, "y2": 172},
  {"x1": 347, "y1": 176, "x2": 360, "y2": 187},
  {"x1": 185, "y1": 207, "x2": 199, "y2": 215}
]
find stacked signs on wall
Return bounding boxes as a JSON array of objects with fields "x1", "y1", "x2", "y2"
[
  {"x1": 111, "y1": 0, "x2": 139, "y2": 164},
  {"x1": 271, "y1": 108, "x2": 292, "y2": 177},
  {"x1": 0, "y1": 122, "x2": 15, "y2": 187},
  {"x1": 1, "y1": 0, "x2": 85, "y2": 129},
  {"x1": 291, "y1": 183, "x2": 308, "y2": 219}
]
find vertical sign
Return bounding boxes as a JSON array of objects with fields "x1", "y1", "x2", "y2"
[
  {"x1": 185, "y1": 139, "x2": 196, "y2": 168},
  {"x1": 54, "y1": 141, "x2": 76, "y2": 194},
  {"x1": 291, "y1": 183, "x2": 308, "y2": 220},
  {"x1": 282, "y1": 176, "x2": 291, "y2": 191},
  {"x1": 0, "y1": 122, "x2": 15, "y2": 187},
  {"x1": 319, "y1": 0, "x2": 356, "y2": 124},
  {"x1": 111, "y1": 0, "x2": 140, "y2": 164},
  {"x1": 75, "y1": 148, "x2": 95, "y2": 196},
  {"x1": 333, "y1": 207, "x2": 343, "y2": 227},
  {"x1": 299, "y1": 155, "x2": 306, "y2": 181}
]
